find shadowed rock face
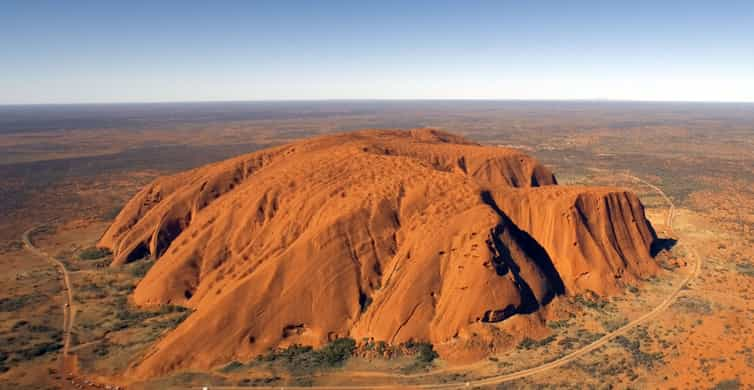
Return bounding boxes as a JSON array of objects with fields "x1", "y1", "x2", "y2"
[{"x1": 98, "y1": 129, "x2": 658, "y2": 378}]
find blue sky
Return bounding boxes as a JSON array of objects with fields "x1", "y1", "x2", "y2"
[{"x1": 1, "y1": 0, "x2": 753, "y2": 103}]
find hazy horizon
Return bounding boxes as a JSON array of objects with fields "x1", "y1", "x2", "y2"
[
  {"x1": 2, "y1": 1, "x2": 754, "y2": 104},
  {"x1": 4, "y1": 98, "x2": 754, "y2": 107}
]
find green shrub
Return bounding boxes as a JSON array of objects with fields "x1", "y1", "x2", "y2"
[
  {"x1": 573, "y1": 294, "x2": 610, "y2": 311},
  {"x1": 547, "y1": 319, "x2": 569, "y2": 330},
  {"x1": 237, "y1": 376, "x2": 281, "y2": 386},
  {"x1": 93, "y1": 343, "x2": 109, "y2": 357},
  {"x1": 575, "y1": 329, "x2": 604, "y2": 344},
  {"x1": 29, "y1": 324, "x2": 56, "y2": 333},
  {"x1": 18, "y1": 342, "x2": 62, "y2": 360},
  {"x1": 0, "y1": 295, "x2": 34, "y2": 312},
  {"x1": 614, "y1": 335, "x2": 664, "y2": 368},
  {"x1": 318, "y1": 337, "x2": 356, "y2": 366},
  {"x1": 713, "y1": 379, "x2": 740, "y2": 390},
  {"x1": 736, "y1": 263, "x2": 754, "y2": 277},
  {"x1": 398, "y1": 341, "x2": 440, "y2": 373},
  {"x1": 601, "y1": 318, "x2": 628, "y2": 332},
  {"x1": 220, "y1": 360, "x2": 244, "y2": 373},
  {"x1": 256, "y1": 337, "x2": 356, "y2": 374},
  {"x1": 672, "y1": 296, "x2": 712, "y2": 315},
  {"x1": 414, "y1": 342, "x2": 438, "y2": 363},
  {"x1": 257, "y1": 344, "x2": 313, "y2": 363},
  {"x1": 518, "y1": 335, "x2": 556, "y2": 350},
  {"x1": 128, "y1": 259, "x2": 156, "y2": 278},
  {"x1": 110, "y1": 302, "x2": 191, "y2": 332},
  {"x1": 79, "y1": 247, "x2": 112, "y2": 260},
  {"x1": 518, "y1": 337, "x2": 536, "y2": 349}
]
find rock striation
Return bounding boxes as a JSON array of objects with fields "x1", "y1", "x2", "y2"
[{"x1": 99, "y1": 129, "x2": 658, "y2": 378}]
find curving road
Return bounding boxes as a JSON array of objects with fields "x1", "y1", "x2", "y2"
[
  {"x1": 624, "y1": 173, "x2": 675, "y2": 229},
  {"x1": 208, "y1": 176, "x2": 702, "y2": 389},
  {"x1": 23, "y1": 226, "x2": 77, "y2": 373},
  {"x1": 23, "y1": 175, "x2": 697, "y2": 390}
]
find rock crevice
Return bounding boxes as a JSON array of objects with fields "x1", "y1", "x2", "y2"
[{"x1": 98, "y1": 129, "x2": 658, "y2": 378}]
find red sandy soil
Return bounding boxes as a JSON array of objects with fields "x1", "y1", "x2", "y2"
[{"x1": 98, "y1": 129, "x2": 658, "y2": 378}]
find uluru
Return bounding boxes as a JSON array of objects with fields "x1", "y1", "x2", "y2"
[{"x1": 97, "y1": 128, "x2": 660, "y2": 378}]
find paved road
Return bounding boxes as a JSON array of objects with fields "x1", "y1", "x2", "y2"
[
  {"x1": 23, "y1": 226, "x2": 77, "y2": 373},
  {"x1": 207, "y1": 178, "x2": 702, "y2": 389}
]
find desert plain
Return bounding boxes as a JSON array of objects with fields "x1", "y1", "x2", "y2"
[{"x1": 1, "y1": 101, "x2": 753, "y2": 389}]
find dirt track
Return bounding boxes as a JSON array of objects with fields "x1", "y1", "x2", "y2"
[
  {"x1": 23, "y1": 227, "x2": 77, "y2": 374},
  {"x1": 210, "y1": 175, "x2": 701, "y2": 390},
  {"x1": 23, "y1": 175, "x2": 699, "y2": 390}
]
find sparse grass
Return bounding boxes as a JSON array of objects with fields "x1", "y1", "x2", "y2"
[
  {"x1": 254, "y1": 338, "x2": 439, "y2": 376},
  {"x1": 735, "y1": 262, "x2": 754, "y2": 277},
  {"x1": 567, "y1": 355, "x2": 643, "y2": 384},
  {"x1": 362, "y1": 339, "x2": 391, "y2": 355},
  {"x1": 713, "y1": 378, "x2": 741, "y2": 390},
  {"x1": 518, "y1": 335, "x2": 556, "y2": 350},
  {"x1": 399, "y1": 341, "x2": 439, "y2": 373},
  {"x1": 547, "y1": 319, "x2": 570, "y2": 330},
  {"x1": 220, "y1": 360, "x2": 244, "y2": 373},
  {"x1": 0, "y1": 318, "x2": 63, "y2": 371},
  {"x1": 256, "y1": 337, "x2": 357, "y2": 374},
  {"x1": 573, "y1": 294, "x2": 612, "y2": 312},
  {"x1": 69, "y1": 258, "x2": 193, "y2": 375},
  {"x1": 578, "y1": 329, "x2": 605, "y2": 343},
  {"x1": 601, "y1": 317, "x2": 628, "y2": 332},
  {"x1": 318, "y1": 337, "x2": 357, "y2": 366},
  {"x1": 672, "y1": 296, "x2": 712, "y2": 315},
  {"x1": 613, "y1": 335, "x2": 664, "y2": 368},
  {"x1": 16, "y1": 341, "x2": 63, "y2": 360},
  {"x1": 236, "y1": 376, "x2": 282, "y2": 386},
  {"x1": 557, "y1": 336, "x2": 580, "y2": 350},
  {"x1": 78, "y1": 246, "x2": 112, "y2": 260},
  {"x1": 0, "y1": 294, "x2": 36, "y2": 312},
  {"x1": 5, "y1": 104, "x2": 754, "y2": 389},
  {"x1": 110, "y1": 296, "x2": 190, "y2": 332},
  {"x1": 413, "y1": 342, "x2": 439, "y2": 363},
  {"x1": 127, "y1": 258, "x2": 156, "y2": 278},
  {"x1": 401, "y1": 339, "x2": 438, "y2": 360}
]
